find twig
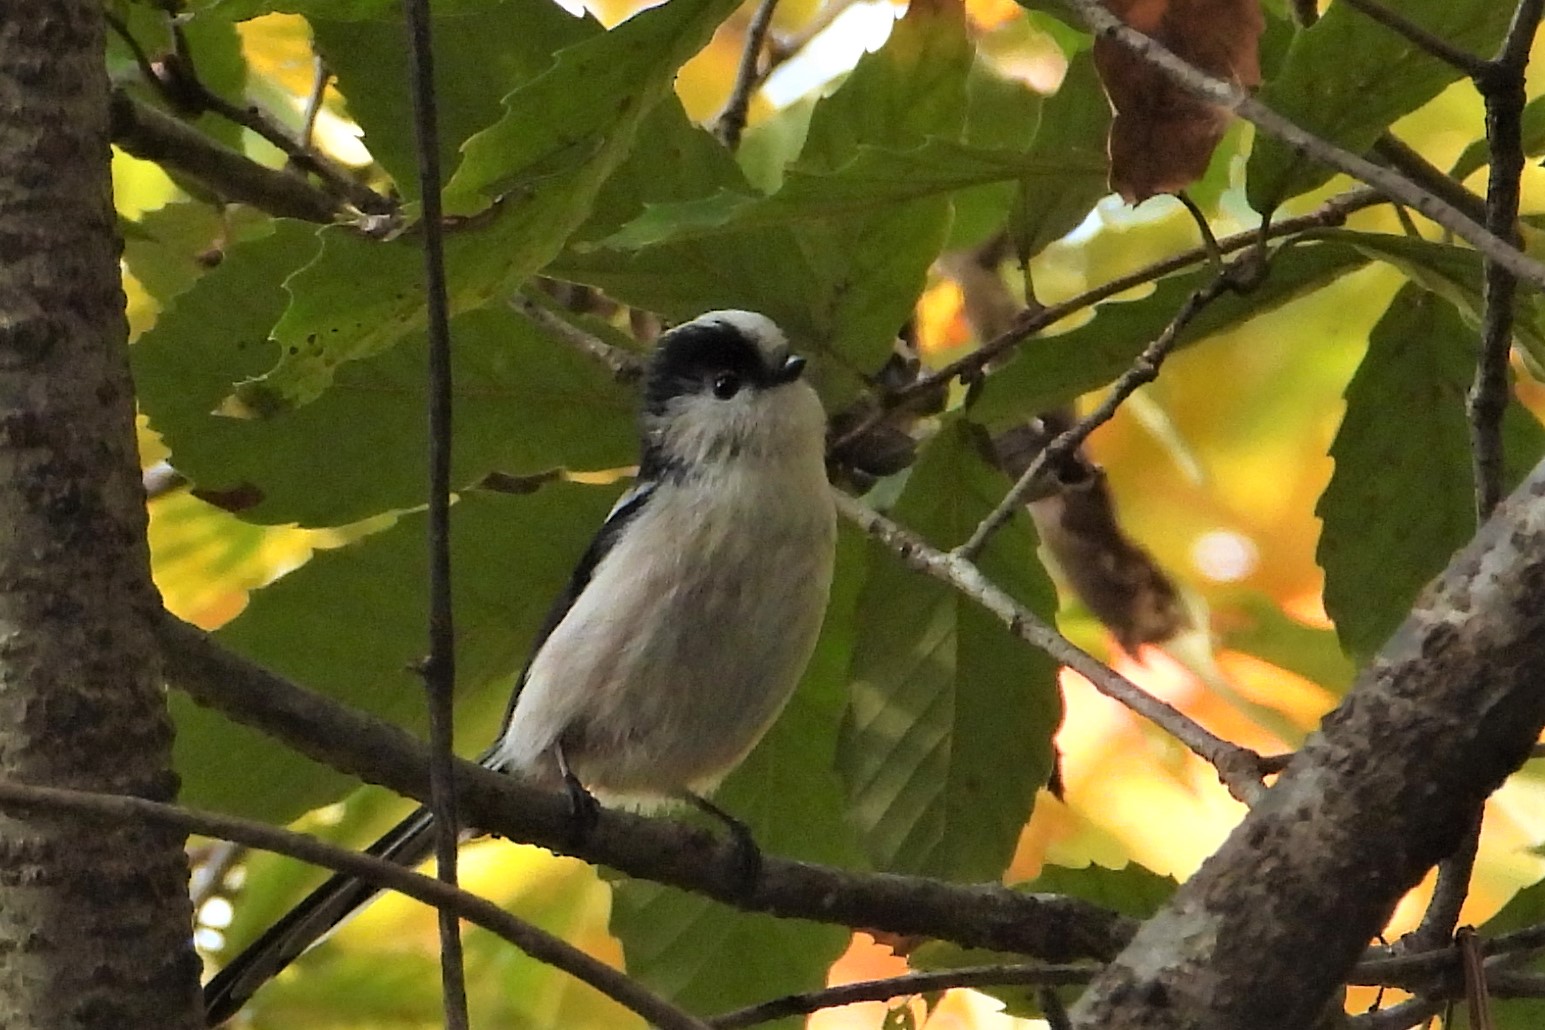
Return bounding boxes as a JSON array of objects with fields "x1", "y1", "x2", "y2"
[
  {"x1": 1055, "y1": 0, "x2": 1545, "y2": 292},
  {"x1": 156, "y1": 614, "x2": 1139, "y2": 962},
  {"x1": 509, "y1": 294, "x2": 646, "y2": 383},
  {"x1": 1469, "y1": 0, "x2": 1543, "y2": 522},
  {"x1": 400, "y1": 0, "x2": 468, "y2": 1024},
  {"x1": 833, "y1": 491, "x2": 1268, "y2": 805},
  {"x1": 709, "y1": 963, "x2": 1095, "y2": 1028},
  {"x1": 109, "y1": 90, "x2": 343, "y2": 223},
  {"x1": 850, "y1": 187, "x2": 1382, "y2": 445},
  {"x1": 0, "y1": 778, "x2": 710, "y2": 1030},
  {"x1": 764, "y1": 0, "x2": 857, "y2": 70},
  {"x1": 163, "y1": 19, "x2": 391, "y2": 215},
  {"x1": 956, "y1": 263, "x2": 1243, "y2": 562},
  {"x1": 1404, "y1": 809, "x2": 1482, "y2": 956},
  {"x1": 1371, "y1": 135, "x2": 1489, "y2": 228},
  {"x1": 1337, "y1": 0, "x2": 1490, "y2": 78},
  {"x1": 714, "y1": 0, "x2": 782, "y2": 150}
]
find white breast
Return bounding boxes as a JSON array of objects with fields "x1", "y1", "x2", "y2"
[{"x1": 492, "y1": 381, "x2": 835, "y2": 806}]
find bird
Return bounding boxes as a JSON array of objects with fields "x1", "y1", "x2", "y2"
[{"x1": 202, "y1": 309, "x2": 838, "y2": 1025}]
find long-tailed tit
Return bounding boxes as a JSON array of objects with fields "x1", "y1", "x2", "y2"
[{"x1": 203, "y1": 310, "x2": 837, "y2": 1024}]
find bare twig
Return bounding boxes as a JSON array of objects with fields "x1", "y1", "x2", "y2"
[
  {"x1": 1055, "y1": 0, "x2": 1545, "y2": 291},
  {"x1": 834, "y1": 491, "x2": 1268, "y2": 805},
  {"x1": 162, "y1": 19, "x2": 392, "y2": 215},
  {"x1": 110, "y1": 90, "x2": 343, "y2": 223},
  {"x1": 957, "y1": 261, "x2": 1244, "y2": 562},
  {"x1": 850, "y1": 188, "x2": 1382, "y2": 447},
  {"x1": 400, "y1": 0, "x2": 468, "y2": 1023},
  {"x1": 157, "y1": 614, "x2": 1138, "y2": 963},
  {"x1": 710, "y1": 963, "x2": 1095, "y2": 1028},
  {"x1": 1371, "y1": 135, "x2": 1489, "y2": 228},
  {"x1": 1337, "y1": 0, "x2": 1490, "y2": 77},
  {"x1": 1348, "y1": 996, "x2": 1445, "y2": 1030},
  {"x1": 714, "y1": 0, "x2": 782, "y2": 150},
  {"x1": 0, "y1": 778, "x2": 710, "y2": 1030},
  {"x1": 1468, "y1": 0, "x2": 1543, "y2": 521},
  {"x1": 510, "y1": 294, "x2": 646, "y2": 382}
]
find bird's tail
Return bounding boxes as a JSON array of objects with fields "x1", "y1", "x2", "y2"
[{"x1": 201, "y1": 804, "x2": 441, "y2": 1026}]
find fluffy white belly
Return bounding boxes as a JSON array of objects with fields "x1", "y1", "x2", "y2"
[{"x1": 492, "y1": 467, "x2": 835, "y2": 802}]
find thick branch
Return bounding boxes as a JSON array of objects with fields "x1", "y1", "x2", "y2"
[
  {"x1": 1069, "y1": 458, "x2": 1545, "y2": 1029},
  {"x1": 0, "y1": 779, "x2": 708, "y2": 1030},
  {"x1": 154, "y1": 615, "x2": 1135, "y2": 963}
]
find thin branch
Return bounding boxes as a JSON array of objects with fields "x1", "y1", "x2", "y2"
[
  {"x1": 1337, "y1": 0, "x2": 1489, "y2": 78},
  {"x1": 156, "y1": 614, "x2": 1138, "y2": 963},
  {"x1": 957, "y1": 260, "x2": 1245, "y2": 562},
  {"x1": 856, "y1": 187, "x2": 1382, "y2": 443},
  {"x1": 1469, "y1": 0, "x2": 1543, "y2": 521},
  {"x1": 1404, "y1": 808, "x2": 1482, "y2": 955},
  {"x1": 0, "y1": 779, "x2": 710, "y2": 1030},
  {"x1": 1371, "y1": 135, "x2": 1489, "y2": 228},
  {"x1": 163, "y1": 19, "x2": 392, "y2": 215},
  {"x1": 400, "y1": 0, "x2": 468, "y2": 1023},
  {"x1": 109, "y1": 90, "x2": 343, "y2": 223},
  {"x1": 833, "y1": 492, "x2": 1268, "y2": 805},
  {"x1": 710, "y1": 963, "x2": 1096, "y2": 1029},
  {"x1": 714, "y1": 0, "x2": 782, "y2": 150},
  {"x1": 1055, "y1": 0, "x2": 1545, "y2": 292},
  {"x1": 510, "y1": 294, "x2": 646, "y2": 383}
]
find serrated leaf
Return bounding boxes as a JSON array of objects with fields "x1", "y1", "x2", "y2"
[
  {"x1": 121, "y1": 201, "x2": 228, "y2": 310},
  {"x1": 313, "y1": 0, "x2": 593, "y2": 200},
  {"x1": 239, "y1": 0, "x2": 739, "y2": 410},
  {"x1": 1326, "y1": 229, "x2": 1545, "y2": 377},
  {"x1": 173, "y1": 486, "x2": 620, "y2": 823},
  {"x1": 1317, "y1": 284, "x2": 1545, "y2": 662},
  {"x1": 607, "y1": 530, "x2": 867, "y2": 1023},
  {"x1": 975, "y1": 239, "x2": 1369, "y2": 423},
  {"x1": 839, "y1": 422, "x2": 1061, "y2": 881},
  {"x1": 139, "y1": 298, "x2": 635, "y2": 526},
  {"x1": 1247, "y1": 0, "x2": 1511, "y2": 212},
  {"x1": 556, "y1": 0, "x2": 976, "y2": 388}
]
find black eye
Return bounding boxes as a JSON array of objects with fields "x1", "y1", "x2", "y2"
[{"x1": 711, "y1": 372, "x2": 741, "y2": 399}]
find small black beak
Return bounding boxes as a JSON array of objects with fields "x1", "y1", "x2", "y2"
[{"x1": 775, "y1": 354, "x2": 807, "y2": 384}]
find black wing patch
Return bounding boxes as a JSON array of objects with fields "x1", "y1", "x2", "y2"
[{"x1": 491, "y1": 482, "x2": 656, "y2": 738}]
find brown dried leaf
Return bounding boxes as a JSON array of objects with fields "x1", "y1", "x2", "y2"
[{"x1": 1094, "y1": 0, "x2": 1264, "y2": 202}]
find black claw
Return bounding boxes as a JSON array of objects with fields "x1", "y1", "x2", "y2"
[
  {"x1": 685, "y1": 793, "x2": 761, "y2": 898},
  {"x1": 564, "y1": 772, "x2": 600, "y2": 847}
]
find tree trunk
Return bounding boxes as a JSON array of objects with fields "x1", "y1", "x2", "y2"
[{"x1": 0, "y1": 4, "x2": 202, "y2": 1027}]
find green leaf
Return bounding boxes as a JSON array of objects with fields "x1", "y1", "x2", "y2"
[
  {"x1": 1451, "y1": 94, "x2": 1545, "y2": 181},
  {"x1": 557, "y1": 0, "x2": 976, "y2": 390},
  {"x1": 1247, "y1": 0, "x2": 1511, "y2": 212},
  {"x1": 238, "y1": 0, "x2": 739, "y2": 410},
  {"x1": 607, "y1": 529, "x2": 867, "y2": 1023},
  {"x1": 139, "y1": 297, "x2": 636, "y2": 526},
  {"x1": 1326, "y1": 229, "x2": 1545, "y2": 375},
  {"x1": 1000, "y1": 51, "x2": 1110, "y2": 263},
  {"x1": 313, "y1": 0, "x2": 593, "y2": 200},
  {"x1": 1317, "y1": 284, "x2": 1545, "y2": 662},
  {"x1": 975, "y1": 239, "x2": 1369, "y2": 424},
  {"x1": 121, "y1": 201, "x2": 229, "y2": 310},
  {"x1": 839, "y1": 422, "x2": 1061, "y2": 881},
  {"x1": 173, "y1": 486, "x2": 620, "y2": 823}
]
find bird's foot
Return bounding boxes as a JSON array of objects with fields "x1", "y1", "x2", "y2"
[{"x1": 685, "y1": 793, "x2": 762, "y2": 898}]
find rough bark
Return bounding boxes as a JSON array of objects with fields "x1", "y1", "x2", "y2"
[
  {"x1": 1070, "y1": 458, "x2": 1545, "y2": 1029},
  {"x1": 0, "y1": 5, "x2": 202, "y2": 1028}
]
